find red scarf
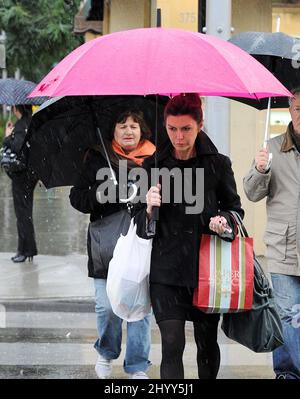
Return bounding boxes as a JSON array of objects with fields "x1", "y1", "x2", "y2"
[{"x1": 112, "y1": 139, "x2": 155, "y2": 166}]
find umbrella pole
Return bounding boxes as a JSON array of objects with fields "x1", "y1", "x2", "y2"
[
  {"x1": 96, "y1": 127, "x2": 118, "y2": 186},
  {"x1": 263, "y1": 97, "x2": 273, "y2": 169},
  {"x1": 149, "y1": 9, "x2": 162, "y2": 229},
  {"x1": 88, "y1": 102, "x2": 118, "y2": 185},
  {"x1": 151, "y1": 95, "x2": 160, "y2": 219},
  {"x1": 276, "y1": 16, "x2": 281, "y2": 33},
  {"x1": 8, "y1": 106, "x2": 12, "y2": 122},
  {"x1": 263, "y1": 97, "x2": 271, "y2": 148},
  {"x1": 149, "y1": 10, "x2": 162, "y2": 231}
]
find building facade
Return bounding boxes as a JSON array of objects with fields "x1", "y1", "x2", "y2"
[{"x1": 75, "y1": 0, "x2": 300, "y2": 254}]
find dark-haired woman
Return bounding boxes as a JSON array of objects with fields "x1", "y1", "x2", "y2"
[
  {"x1": 70, "y1": 110, "x2": 154, "y2": 379},
  {"x1": 134, "y1": 94, "x2": 244, "y2": 379},
  {"x1": 3, "y1": 105, "x2": 38, "y2": 262}
]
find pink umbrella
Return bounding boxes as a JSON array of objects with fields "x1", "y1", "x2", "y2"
[
  {"x1": 29, "y1": 27, "x2": 291, "y2": 99},
  {"x1": 28, "y1": 27, "x2": 291, "y2": 225}
]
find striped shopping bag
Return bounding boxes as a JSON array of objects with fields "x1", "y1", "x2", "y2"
[{"x1": 193, "y1": 234, "x2": 254, "y2": 313}]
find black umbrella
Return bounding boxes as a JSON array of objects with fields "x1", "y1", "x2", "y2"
[
  {"x1": 228, "y1": 31, "x2": 300, "y2": 109},
  {"x1": 25, "y1": 95, "x2": 168, "y2": 188},
  {"x1": 0, "y1": 78, "x2": 47, "y2": 105}
]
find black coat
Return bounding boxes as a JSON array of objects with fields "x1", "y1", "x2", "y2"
[
  {"x1": 69, "y1": 148, "x2": 130, "y2": 278},
  {"x1": 3, "y1": 115, "x2": 38, "y2": 256},
  {"x1": 3, "y1": 116, "x2": 29, "y2": 154},
  {"x1": 2, "y1": 115, "x2": 37, "y2": 182},
  {"x1": 134, "y1": 132, "x2": 244, "y2": 288}
]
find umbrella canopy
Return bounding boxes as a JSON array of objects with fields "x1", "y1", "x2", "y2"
[
  {"x1": 228, "y1": 31, "x2": 300, "y2": 59},
  {"x1": 228, "y1": 31, "x2": 300, "y2": 109},
  {"x1": 0, "y1": 78, "x2": 47, "y2": 105},
  {"x1": 27, "y1": 28, "x2": 291, "y2": 188},
  {"x1": 26, "y1": 95, "x2": 167, "y2": 188},
  {"x1": 29, "y1": 27, "x2": 291, "y2": 100}
]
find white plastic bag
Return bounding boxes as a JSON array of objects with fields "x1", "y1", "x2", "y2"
[{"x1": 106, "y1": 219, "x2": 152, "y2": 321}]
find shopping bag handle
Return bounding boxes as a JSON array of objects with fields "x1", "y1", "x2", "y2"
[{"x1": 229, "y1": 211, "x2": 249, "y2": 238}]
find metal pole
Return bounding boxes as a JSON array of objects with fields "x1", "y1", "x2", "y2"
[
  {"x1": 276, "y1": 16, "x2": 281, "y2": 33},
  {"x1": 0, "y1": 30, "x2": 6, "y2": 118},
  {"x1": 2, "y1": 68, "x2": 7, "y2": 118},
  {"x1": 203, "y1": 0, "x2": 232, "y2": 156},
  {"x1": 264, "y1": 97, "x2": 271, "y2": 148}
]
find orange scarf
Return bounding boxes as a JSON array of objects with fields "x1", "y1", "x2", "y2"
[{"x1": 112, "y1": 139, "x2": 156, "y2": 166}]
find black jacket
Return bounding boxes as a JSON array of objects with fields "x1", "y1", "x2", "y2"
[
  {"x1": 3, "y1": 116, "x2": 37, "y2": 183},
  {"x1": 134, "y1": 132, "x2": 244, "y2": 288},
  {"x1": 69, "y1": 148, "x2": 130, "y2": 278},
  {"x1": 3, "y1": 116, "x2": 30, "y2": 154}
]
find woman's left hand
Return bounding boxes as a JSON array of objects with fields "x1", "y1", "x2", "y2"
[
  {"x1": 5, "y1": 121, "x2": 14, "y2": 137},
  {"x1": 209, "y1": 216, "x2": 230, "y2": 235}
]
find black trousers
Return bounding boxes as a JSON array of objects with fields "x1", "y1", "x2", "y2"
[{"x1": 12, "y1": 172, "x2": 38, "y2": 256}]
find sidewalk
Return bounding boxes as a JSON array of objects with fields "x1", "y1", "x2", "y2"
[
  {"x1": 0, "y1": 252, "x2": 93, "y2": 301},
  {"x1": 0, "y1": 252, "x2": 274, "y2": 379},
  {"x1": 0, "y1": 252, "x2": 269, "y2": 301}
]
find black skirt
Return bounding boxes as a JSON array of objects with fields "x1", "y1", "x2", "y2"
[{"x1": 150, "y1": 283, "x2": 220, "y2": 324}]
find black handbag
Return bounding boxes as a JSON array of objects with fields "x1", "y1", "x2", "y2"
[
  {"x1": 0, "y1": 146, "x2": 27, "y2": 173},
  {"x1": 89, "y1": 208, "x2": 131, "y2": 274},
  {"x1": 221, "y1": 211, "x2": 284, "y2": 353}
]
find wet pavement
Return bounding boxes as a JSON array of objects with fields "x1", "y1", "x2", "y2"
[
  {"x1": 0, "y1": 171, "x2": 89, "y2": 256},
  {"x1": 0, "y1": 293, "x2": 274, "y2": 379},
  {"x1": 0, "y1": 171, "x2": 275, "y2": 379}
]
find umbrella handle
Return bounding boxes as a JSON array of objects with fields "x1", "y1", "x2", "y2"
[
  {"x1": 151, "y1": 206, "x2": 159, "y2": 221},
  {"x1": 265, "y1": 153, "x2": 273, "y2": 171},
  {"x1": 119, "y1": 183, "x2": 138, "y2": 203}
]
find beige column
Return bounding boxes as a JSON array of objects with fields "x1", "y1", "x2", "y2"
[{"x1": 231, "y1": 0, "x2": 272, "y2": 254}]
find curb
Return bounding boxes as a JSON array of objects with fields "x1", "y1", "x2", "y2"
[{"x1": 0, "y1": 298, "x2": 95, "y2": 313}]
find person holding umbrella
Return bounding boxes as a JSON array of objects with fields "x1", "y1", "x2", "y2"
[
  {"x1": 244, "y1": 88, "x2": 300, "y2": 380},
  {"x1": 69, "y1": 110, "x2": 155, "y2": 379},
  {"x1": 3, "y1": 104, "x2": 38, "y2": 262},
  {"x1": 134, "y1": 93, "x2": 244, "y2": 379}
]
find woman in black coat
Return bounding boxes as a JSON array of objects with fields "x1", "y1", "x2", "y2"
[
  {"x1": 134, "y1": 94, "x2": 244, "y2": 379},
  {"x1": 69, "y1": 110, "x2": 155, "y2": 379},
  {"x1": 3, "y1": 105, "x2": 38, "y2": 262}
]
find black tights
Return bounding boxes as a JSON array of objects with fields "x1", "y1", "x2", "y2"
[{"x1": 158, "y1": 319, "x2": 220, "y2": 379}]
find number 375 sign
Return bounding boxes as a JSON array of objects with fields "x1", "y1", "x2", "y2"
[{"x1": 157, "y1": 0, "x2": 199, "y2": 31}]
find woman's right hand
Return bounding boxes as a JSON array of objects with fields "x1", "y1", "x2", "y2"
[{"x1": 146, "y1": 184, "x2": 161, "y2": 218}]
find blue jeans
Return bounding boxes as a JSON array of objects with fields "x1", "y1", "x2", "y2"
[
  {"x1": 94, "y1": 278, "x2": 151, "y2": 374},
  {"x1": 271, "y1": 273, "x2": 300, "y2": 379}
]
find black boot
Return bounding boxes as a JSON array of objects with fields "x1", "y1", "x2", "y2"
[
  {"x1": 12, "y1": 255, "x2": 28, "y2": 263},
  {"x1": 11, "y1": 254, "x2": 19, "y2": 261}
]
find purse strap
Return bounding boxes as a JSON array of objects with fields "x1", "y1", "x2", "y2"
[{"x1": 229, "y1": 212, "x2": 273, "y2": 296}]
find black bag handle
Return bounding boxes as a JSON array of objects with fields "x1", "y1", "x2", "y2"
[{"x1": 229, "y1": 210, "x2": 272, "y2": 297}]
